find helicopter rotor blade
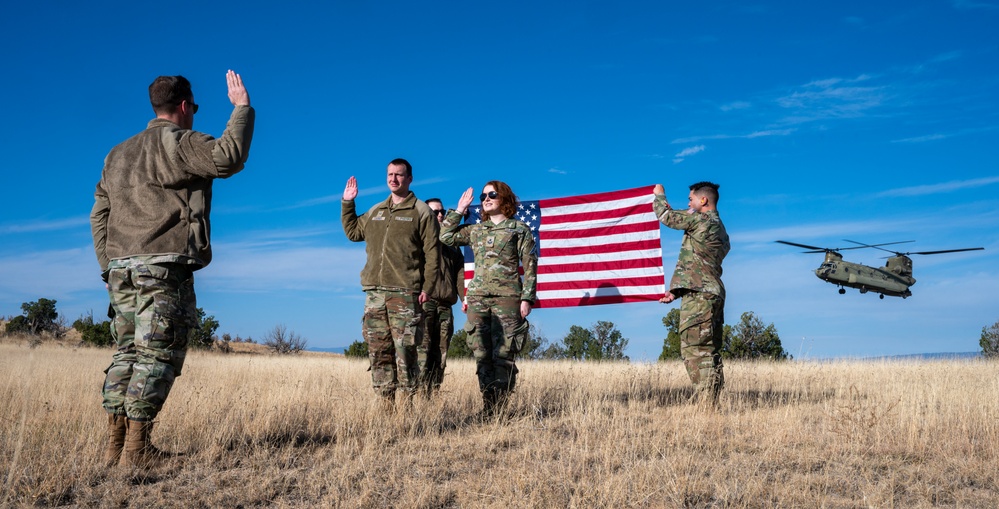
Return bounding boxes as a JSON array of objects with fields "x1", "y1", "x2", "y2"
[
  {"x1": 842, "y1": 239, "x2": 915, "y2": 254},
  {"x1": 775, "y1": 240, "x2": 825, "y2": 251},
  {"x1": 907, "y1": 247, "x2": 985, "y2": 256}
]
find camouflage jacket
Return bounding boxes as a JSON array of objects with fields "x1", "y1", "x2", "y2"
[
  {"x1": 654, "y1": 195, "x2": 729, "y2": 298},
  {"x1": 341, "y1": 191, "x2": 440, "y2": 295},
  {"x1": 91, "y1": 106, "x2": 255, "y2": 272},
  {"x1": 439, "y1": 211, "x2": 537, "y2": 302}
]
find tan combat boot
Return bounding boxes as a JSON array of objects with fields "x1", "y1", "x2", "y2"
[
  {"x1": 122, "y1": 419, "x2": 166, "y2": 468},
  {"x1": 104, "y1": 413, "x2": 127, "y2": 467}
]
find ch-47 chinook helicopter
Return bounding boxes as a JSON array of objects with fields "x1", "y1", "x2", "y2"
[{"x1": 776, "y1": 239, "x2": 984, "y2": 299}]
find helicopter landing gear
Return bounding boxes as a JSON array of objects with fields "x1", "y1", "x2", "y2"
[
  {"x1": 879, "y1": 294, "x2": 885, "y2": 299},
  {"x1": 838, "y1": 288, "x2": 846, "y2": 295}
]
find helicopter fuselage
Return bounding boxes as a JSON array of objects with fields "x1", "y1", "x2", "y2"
[{"x1": 814, "y1": 252, "x2": 915, "y2": 298}]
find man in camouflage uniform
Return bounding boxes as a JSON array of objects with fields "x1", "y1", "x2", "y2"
[
  {"x1": 653, "y1": 182, "x2": 730, "y2": 403},
  {"x1": 440, "y1": 181, "x2": 537, "y2": 415},
  {"x1": 418, "y1": 198, "x2": 466, "y2": 396},
  {"x1": 91, "y1": 71, "x2": 255, "y2": 467},
  {"x1": 341, "y1": 159, "x2": 439, "y2": 407}
]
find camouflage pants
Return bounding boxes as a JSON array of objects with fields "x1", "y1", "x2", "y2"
[
  {"x1": 363, "y1": 290, "x2": 422, "y2": 398},
  {"x1": 679, "y1": 291, "x2": 725, "y2": 397},
  {"x1": 418, "y1": 299, "x2": 454, "y2": 394},
  {"x1": 102, "y1": 259, "x2": 196, "y2": 421},
  {"x1": 465, "y1": 295, "x2": 528, "y2": 394}
]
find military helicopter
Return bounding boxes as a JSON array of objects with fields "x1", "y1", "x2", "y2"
[{"x1": 776, "y1": 239, "x2": 984, "y2": 299}]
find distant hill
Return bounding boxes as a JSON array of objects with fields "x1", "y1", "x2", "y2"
[
  {"x1": 866, "y1": 352, "x2": 982, "y2": 361},
  {"x1": 309, "y1": 346, "x2": 349, "y2": 355}
]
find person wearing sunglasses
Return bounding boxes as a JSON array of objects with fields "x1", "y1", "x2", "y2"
[
  {"x1": 341, "y1": 159, "x2": 440, "y2": 410},
  {"x1": 416, "y1": 198, "x2": 466, "y2": 397},
  {"x1": 440, "y1": 181, "x2": 537, "y2": 416},
  {"x1": 91, "y1": 70, "x2": 255, "y2": 468}
]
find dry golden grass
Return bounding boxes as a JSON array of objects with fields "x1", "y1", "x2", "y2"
[{"x1": 1, "y1": 339, "x2": 997, "y2": 508}]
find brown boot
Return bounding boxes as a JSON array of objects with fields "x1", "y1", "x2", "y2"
[
  {"x1": 104, "y1": 413, "x2": 127, "y2": 467},
  {"x1": 122, "y1": 419, "x2": 167, "y2": 468}
]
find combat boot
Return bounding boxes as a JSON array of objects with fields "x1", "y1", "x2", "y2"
[
  {"x1": 122, "y1": 419, "x2": 167, "y2": 468},
  {"x1": 103, "y1": 413, "x2": 127, "y2": 467},
  {"x1": 480, "y1": 389, "x2": 498, "y2": 418}
]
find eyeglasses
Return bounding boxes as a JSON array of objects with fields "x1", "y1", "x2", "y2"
[
  {"x1": 431, "y1": 209, "x2": 445, "y2": 216},
  {"x1": 186, "y1": 100, "x2": 199, "y2": 115},
  {"x1": 479, "y1": 191, "x2": 498, "y2": 201}
]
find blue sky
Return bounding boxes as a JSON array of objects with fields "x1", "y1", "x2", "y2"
[{"x1": 1, "y1": 1, "x2": 996, "y2": 360}]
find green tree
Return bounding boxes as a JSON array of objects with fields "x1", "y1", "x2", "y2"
[
  {"x1": 345, "y1": 339, "x2": 368, "y2": 358},
  {"x1": 561, "y1": 321, "x2": 629, "y2": 361},
  {"x1": 21, "y1": 298, "x2": 60, "y2": 336},
  {"x1": 723, "y1": 311, "x2": 790, "y2": 360},
  {"x1": 188, "y1": 308, "x2": 219, "y2": 349},
  {"x1": 448, "y1": 329, "x2": 473, "y2": 359},
  {"x1": 73, "y1": 311, "x2": 114, "y2": 347},
  {"x1": 263, "y1": 324, "x2": 307, "y2": 354},
  {"x1": 659, "y1": 308, "x2": 682, "y2": 361},
  {"x1": 4, "y1": 315, "x2": 30, "y2": 336},
  {"x1": 981, "y1": 320, "x2": 999, "y2": 359},
  {"x1": 562, "y1": 324, "x2": 595, "y2": 360}
]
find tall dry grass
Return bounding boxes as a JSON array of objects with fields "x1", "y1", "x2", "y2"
[{"x1": 1, "y1": 339, "x2": 997, "y2": 508}]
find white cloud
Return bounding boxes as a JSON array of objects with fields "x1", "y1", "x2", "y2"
[
  {"x1": 719, "y1": 101, "x2": 751, "y2": 111},
  {"x1": 672, "y1": 145, "x2": 705, "y2": 164},
  {"x1": 0, "y1": 216, "x2": 89, "y2": 235},
  {"x1": 876, "y1": 176, "x2": 999, "y2": 197},
  {"x1": 671, "y1": 129, "x2": 794, "y2": 144}
]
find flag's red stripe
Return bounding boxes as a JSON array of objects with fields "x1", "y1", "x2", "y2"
[
  {"x1": 535, "y1": 293, "x2": 661, "y2": 308},
  {"x1": 537, "y1": 257, "x2": 662, "y2": 274},
  {"x1": 539, "y1": 221, "x2": 658, "y2": 240},
  {"x1": 538, "y1": 185, "x2": 654, "y2": 208},
  {"x1": 540, "y1": 203, "x2": 653, "y2": 225},
  {"x1": 540, "y1": 238, "x2": 661, "y2": 257},
  {"x1": 536, "y1": 275, "x2": 665, "y2": 291}
]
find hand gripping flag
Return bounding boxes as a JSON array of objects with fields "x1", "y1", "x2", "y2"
[{"x1": 463, "y1": 185, "x2": 665, "y2": 308}]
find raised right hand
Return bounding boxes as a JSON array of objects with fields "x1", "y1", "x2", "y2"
[
  {"x1": 456, "y1": 187, "x2": 474, "y2": 213},
  {"x1": 343, "y1": 176, "x2": 358, "y2": 201},
  {"x1": 226, "y1": 70, "x2": 250, "y2": 107}
]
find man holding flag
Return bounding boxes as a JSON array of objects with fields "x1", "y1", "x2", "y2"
[{"x1": 654, "y1": 182, "x2": 730, "y2": 405}]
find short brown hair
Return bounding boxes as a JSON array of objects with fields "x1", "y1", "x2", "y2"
[
  {"x1": 149, "y1": 75, "x2": 193, "y2": 115},
  {"x1": 484, "y1": 180, "x2": 518, "y2": 218},
  {"x1": 389, "y1": 158, "x2": 412, "y2": 177}
]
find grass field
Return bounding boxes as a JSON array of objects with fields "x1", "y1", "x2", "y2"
[{"x1": 1, "y1": 338, "x2": 997, "y2": 508}]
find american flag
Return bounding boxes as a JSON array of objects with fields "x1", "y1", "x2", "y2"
[{"x1": 463, "y1": 185, "x2": 665, "y2": 308}]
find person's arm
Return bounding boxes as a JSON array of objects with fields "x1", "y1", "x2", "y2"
[
  {"x1": 518, "y1": 225, "x2": 538, "y2": 318},
  {"x1": 440, "y1": 188, "x2": 475, "y2": 247},
  {"x1": 90, "y1": 181, "x2": 110, "y2": 273},
  {"x1": 419, "y1": 207, "x2": 440, "y2": 304},
  {"x1": 182, "y1": 70, "x2": 255, "y2": 179},
  {"x1": 341, "y1": 177, "x2": 366, "y2": 242}
]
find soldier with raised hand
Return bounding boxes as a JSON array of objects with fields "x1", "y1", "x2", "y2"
[
  {"x1": 654, "y1": 182, "x2": 730, "y2": 405},
  {"x1": 341, "y1": 159, "x2": 439, "y2": 408},
  {"x1": 91, "y1": 70, "x2": 254, "y2": 468},
  {"x1": 418, "y1": 198, "x2": 466, "y2": 397},
  {"x1": 440, "y1": 181, "x2": 537, "y2": 416}
]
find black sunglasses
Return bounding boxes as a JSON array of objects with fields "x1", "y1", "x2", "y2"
[
  {"x1": 479, "y1": 191, "x2": 498, "y2": 201},
  {"x1": 431, "y1": 209, "x2": 445, "y2": 216},
  {"x1": 186, "y1": 99, "x2": 199, "y2": 114}
]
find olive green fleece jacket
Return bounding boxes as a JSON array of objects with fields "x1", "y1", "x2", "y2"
[
  {"x1": 90, "y1": 105, "x2": 255, "y2": 271},
  {"x1": 341, "y1": 192, "x2": 440, "y2": 295}
]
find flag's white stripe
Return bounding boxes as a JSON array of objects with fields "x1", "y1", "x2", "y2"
[
  {"x1": 536, "y1": 285, "x2": 665, "y2": 299},
  {"x1": 540, "y1": 229, "x2": 659, "y2": 248},
  {"x1": 540, "y1": 249, "x2": 662, "y2": 266},
  {"x1": 540, "y1": 195, "x2": 653, "y2": 217},
  {"x1": 537, "y1": 211, "x2": 658, "y2": 232},
  {"x1": 537, "y1": 266, "x2": 664, "y2": 283}
]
